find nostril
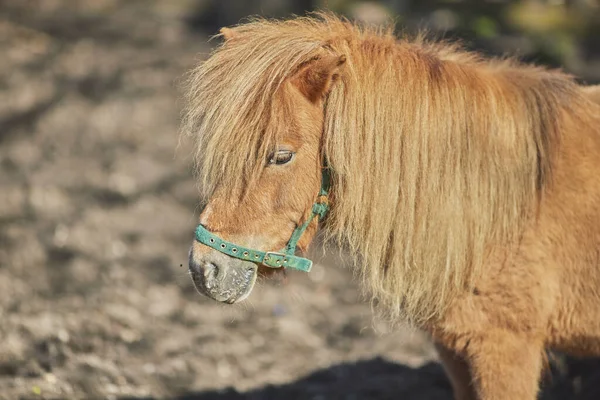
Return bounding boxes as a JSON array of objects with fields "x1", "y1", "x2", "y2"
[{"x1": 203, "y1": 262, "x2": 219, "y2": 281}]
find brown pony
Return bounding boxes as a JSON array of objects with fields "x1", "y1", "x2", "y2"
[{"x1": 181, "y1": 13, "x2": 600, "y2": 400}]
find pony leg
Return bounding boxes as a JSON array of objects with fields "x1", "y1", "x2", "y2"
[
  {"x1": 435, "y1": 342, "x2": 476, "y2": 400},
  {"x1": 467, "y1": 332, "x2": 544, "y2": 400}
]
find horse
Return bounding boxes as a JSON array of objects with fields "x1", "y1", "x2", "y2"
[{"x1": 181, "y1": 13, "x2": 600, "y2": 400}]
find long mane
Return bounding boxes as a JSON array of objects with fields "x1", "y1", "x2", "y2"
[{"x1": 182, "y1": 13, "x2": 587, "y2": 324}]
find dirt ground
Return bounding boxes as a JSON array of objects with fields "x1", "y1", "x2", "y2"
[{"x1": 1, "y1": 1, "x2": 600, "y2": 399}]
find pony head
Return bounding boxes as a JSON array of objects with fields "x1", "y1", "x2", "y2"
[{"x1": 182, "y1": 23, "x2": 346, "y2": 302}]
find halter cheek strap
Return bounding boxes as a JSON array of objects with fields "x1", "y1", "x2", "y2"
[{"x1": 194, "y1": 168, "x2": 331, "y2": 273}]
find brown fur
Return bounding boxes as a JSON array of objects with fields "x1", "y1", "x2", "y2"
[
  {"x1": 583, "y1": 84, "x2": 600, "y2": 104},
  {"x1": 182, "y1": 13, "x2": 600, "y2": 400}
]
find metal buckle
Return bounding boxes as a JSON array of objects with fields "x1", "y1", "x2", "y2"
[
  {"x1": 263, "y1": 251, "x2": 313, "y2": 272},
  {"x1": 263, "y1": 251, "x2": 287, "y2": 268}
]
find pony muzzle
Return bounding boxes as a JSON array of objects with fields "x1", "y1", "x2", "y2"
[{"x1": 188, "y1": 247, "x2": 257, "y2": 303}]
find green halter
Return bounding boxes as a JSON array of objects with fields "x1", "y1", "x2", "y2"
[{"x1": 194, "y1": 168, "x2": 331, "y2": 272}]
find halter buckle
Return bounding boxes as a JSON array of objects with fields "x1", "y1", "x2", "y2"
[
  {"x1": 263, "y1": 252, "x2": 288, "y2": 268},
  {"x1": 263, "y1": 251, "x2": 313, "y2": 272}
]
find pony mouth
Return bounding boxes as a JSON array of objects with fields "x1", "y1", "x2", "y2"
[{"x1": 189, "y1": 265, "x2": 256, "y2": 304}]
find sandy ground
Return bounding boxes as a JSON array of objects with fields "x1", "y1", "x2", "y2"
[{"x1": 1, "y1": 1, "x2": 599, "y2": 399}]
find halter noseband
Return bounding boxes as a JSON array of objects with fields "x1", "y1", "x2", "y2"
[{"x1": 194, "y1": 168, "x2": 331, "y2": 272}]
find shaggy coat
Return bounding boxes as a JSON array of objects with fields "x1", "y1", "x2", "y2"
[{"x1": 182, "y1": 14, "x2": 600, "y2": 400}]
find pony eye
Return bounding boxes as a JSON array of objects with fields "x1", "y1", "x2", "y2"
[{"x1": 268, "y1": 150, "x2": 294, "y2": 165}]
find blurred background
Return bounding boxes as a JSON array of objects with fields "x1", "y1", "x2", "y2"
[{"x1": 0, "y1": 1, "x2": 598, "y2": 399}]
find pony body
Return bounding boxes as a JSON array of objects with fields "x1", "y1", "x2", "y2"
[{"x1": 183, "y1": 14, "x2": 600, "y2": 400}]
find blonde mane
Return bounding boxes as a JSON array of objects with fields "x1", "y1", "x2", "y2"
[{"x1": 182, "y1": 13, "x2": 585, "y2": 324}]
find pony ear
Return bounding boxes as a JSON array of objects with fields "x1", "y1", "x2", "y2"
[
  {"x1": 219, "y1": 27, "x2": 237, "y2": 41},
  {"x1": 292, "y1": 54, "x2": 346, "y2": 103}
]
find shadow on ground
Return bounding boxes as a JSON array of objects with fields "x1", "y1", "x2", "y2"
[
  {"x1": 121, "y1": 357, "x2": 452, "y2": 400},
  {"x1": 118, "y1": 356, "x2": 600, "y2": 400}
]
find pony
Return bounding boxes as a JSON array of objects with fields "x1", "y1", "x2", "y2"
[{"x1": 181, "y1": 13, "x2": 600, "y2": 400}]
